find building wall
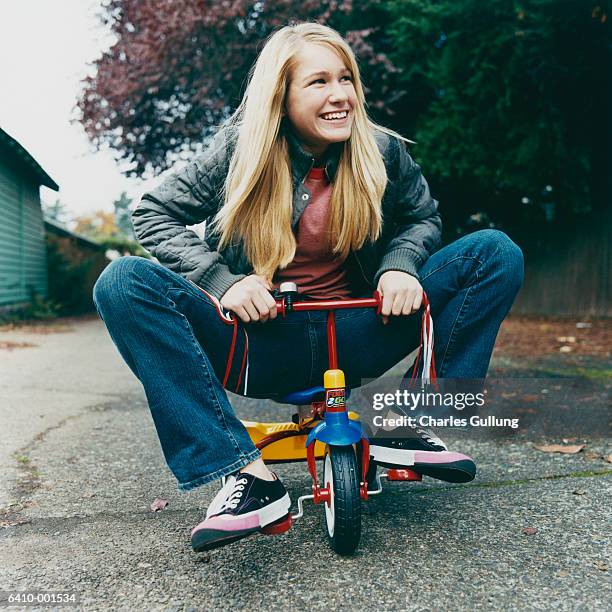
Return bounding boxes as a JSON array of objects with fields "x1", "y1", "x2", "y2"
[{"x1": 0, "y1": 156, "x2": 47, "y2": 306}]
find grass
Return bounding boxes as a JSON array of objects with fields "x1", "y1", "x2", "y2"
[{"x1": 13, "y1": 453, "x2": 30, "y2": 465}]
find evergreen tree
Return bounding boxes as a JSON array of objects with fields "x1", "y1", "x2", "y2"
[
  {"x1": 42, "y1": 199, "x2": 72, "y2": 227},
  {"x1": 383, "y1": 0, "x2": 608, "y2": 237},
  {"x1": 113, "y1": 191, "x2": 135, "y2": 238}
]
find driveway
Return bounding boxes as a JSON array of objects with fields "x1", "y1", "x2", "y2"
[{"x1": 1, "y1": 316, "x2": 610, "y2": 610}]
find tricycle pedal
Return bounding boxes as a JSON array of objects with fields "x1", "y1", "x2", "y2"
[
  {"x1": 386, "y1": 468, "x2": 422, "y2": 481},
  {"x1": 261, "y1": 513, "x2": 292, "y2": 535}
]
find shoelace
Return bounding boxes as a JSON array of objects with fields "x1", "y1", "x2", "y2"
[
  {"x1": 217, "y1": 477, "x2": 249, "y2": 513},
  {"x1": 205, "y1": 475, "x2": 237, "y2": 518},
  {"x1": 415, "y1": 427, "x2": 445, "y2": 448}
]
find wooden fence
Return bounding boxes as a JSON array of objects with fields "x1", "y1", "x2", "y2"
[{"x1": 512, "y1": 212, "x2": 611, "y2": 317}]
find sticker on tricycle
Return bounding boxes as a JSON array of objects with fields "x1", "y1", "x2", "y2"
[{"x1": 325, "y1": 388, "x2": 346, "y2": 408}]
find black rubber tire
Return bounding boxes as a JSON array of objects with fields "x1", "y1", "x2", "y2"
[{"x1": 323, "y1": 445, "x2": 361, "y2": 555}]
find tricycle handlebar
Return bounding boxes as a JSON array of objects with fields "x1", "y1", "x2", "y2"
[{"x1": 273, "y1": 291, "x2": 382, "y2": 317}]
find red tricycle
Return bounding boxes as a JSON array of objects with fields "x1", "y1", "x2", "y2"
[{"x1": 237, "y1": 281, "x2": 437, "y2": 555}]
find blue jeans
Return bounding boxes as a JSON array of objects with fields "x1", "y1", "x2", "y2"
[{"x1": 93, "y1": 229, "x2": 523, "y2": 490}]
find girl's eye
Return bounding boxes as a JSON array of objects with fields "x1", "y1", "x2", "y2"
[{"x1": 310, "y1": 75, "x2": 352, "y2": 86}]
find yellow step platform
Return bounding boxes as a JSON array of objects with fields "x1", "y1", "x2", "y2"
[{"x1": 242, "y1": 412, "x2": 360, "y2": 463}]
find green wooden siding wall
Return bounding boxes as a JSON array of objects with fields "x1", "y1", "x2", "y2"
[{"x1": 0, "y1": 156, "x2": 48, "y2": 305}]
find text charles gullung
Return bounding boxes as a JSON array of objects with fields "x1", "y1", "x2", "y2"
[{"x1": 372, "y1": 414, "x2": 520, "y2": 430}]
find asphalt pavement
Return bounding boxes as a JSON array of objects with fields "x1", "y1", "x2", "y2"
[{"x1": 1, "y1": 316, "x2": 610, "y2": 611}]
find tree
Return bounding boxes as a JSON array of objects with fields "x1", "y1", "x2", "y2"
[
  {"x1": 78, "y1": 0, "x2": 608, "y2": 239},
  {"x1": 77, "y1": 0, "x2": 397, "y2": 176},
  {"x1": 382, "y1": 0, "x2": 609, "y2": 236},
  {"x1": 42, "y1": 199, "x2": 72, "y2": 227},
  {"x1": 113, "y1": 191, "x2": 135, "y2": 238},
  {"x1": 73, "y1": 210, "x2": 119, "y2": 241}
]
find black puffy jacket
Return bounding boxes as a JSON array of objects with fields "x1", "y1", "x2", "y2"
[{"x1": 133, "y1": 123, "x2": 442, "y2": 300}]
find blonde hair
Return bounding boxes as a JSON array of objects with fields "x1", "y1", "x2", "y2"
[{"x1": 213, "y1": 22, "x2": 408, "y2": 281}]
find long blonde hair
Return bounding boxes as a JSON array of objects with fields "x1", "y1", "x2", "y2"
[{"x1": 213, "y1": 22, "x2": 406, "y2": 281}]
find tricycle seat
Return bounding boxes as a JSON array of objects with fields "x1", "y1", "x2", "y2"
[{"x1": 279, "y1": 386, "x2": 351, "y2": 405}]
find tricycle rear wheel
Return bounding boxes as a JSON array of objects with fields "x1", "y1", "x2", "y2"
[{"x1": 323, "y1": 445, "x2": 361, "y2": 555}]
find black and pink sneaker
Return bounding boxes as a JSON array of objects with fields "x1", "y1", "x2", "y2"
[
  {"x1": 370, "y1": 425, "x2": 476, "y2": 483},
  {"x1": 191, "y1": 472, "x2": 291, "y2": 552}
]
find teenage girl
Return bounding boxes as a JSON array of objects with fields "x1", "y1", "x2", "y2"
[{"x1": 93, "y1": 22, "x2": 523, "y2": 552}]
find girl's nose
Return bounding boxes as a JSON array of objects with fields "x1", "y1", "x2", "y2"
[{"x1": 329, "y1": 81, "x2": 349, "y2": 103}]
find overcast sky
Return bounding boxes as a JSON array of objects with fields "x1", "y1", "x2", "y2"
[{"x1": 0, "y1": 0, "x2": 160, "y2": 220}]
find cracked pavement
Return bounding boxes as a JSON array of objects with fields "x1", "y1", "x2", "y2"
[{"x1": 1, "y1": 316, "x2": 610, "y2": 611}]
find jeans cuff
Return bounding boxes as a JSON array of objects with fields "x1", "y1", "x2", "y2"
[{"x1": 177, "y1": 448, "x2": 262, "y2": 492}]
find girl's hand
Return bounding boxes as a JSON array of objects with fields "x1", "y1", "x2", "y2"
[
  {"x1": 377, "y1": 270, "x2": 423, "y2": 325},
  {"x1": 220, "y1": 275, "x2": 278, "y2": 323}
]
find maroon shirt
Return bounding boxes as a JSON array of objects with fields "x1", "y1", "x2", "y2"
[{"x1": 273, "y1": 166, "x2": 352, "y2": 299}]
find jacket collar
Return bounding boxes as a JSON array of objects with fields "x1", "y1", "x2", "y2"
[{"x1": 283, "y1": 120, "x2": 342, "y2": 183}]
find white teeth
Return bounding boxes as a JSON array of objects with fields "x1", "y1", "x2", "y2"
[{"x1": 322, "y1": 111, "x2": 348, "y2": 120}]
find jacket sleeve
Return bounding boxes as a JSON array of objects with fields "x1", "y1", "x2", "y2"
[
  {"x1": 131, "y1": 128, "x2": 246, "y2": 300},
  {"x1": 374, "y1": 137, "x2": 442, "y2": 285}
]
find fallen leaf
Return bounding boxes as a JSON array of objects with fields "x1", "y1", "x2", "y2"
[
  {"x1": 533, "y1": 444, "x2": 585, "y2": 454},
  {"x1": 138, "y1": 562, "x2": 152, "y2": 569},
  {"x1": 559, "y1": 346, "x2": 572, "y2": 353},
  {"x1": 584, "y1": 451, "x2": 601, "y2": 461},
  {"x1": 575, "y1": 322, "x2": 592, "y2": 329},
  {"x1": 523, "y1": 527, "x2": 537, "y2": 535},
  {"x1": 605, "y1": 454, "x2": 612, "y2": 464},
  {"x1": 150, "y1": 497, "x2": 169, "y2": 512},
  {"x1": 501, "y1": 392, "x2": 517, "y2": 399},
  {"x1": 594, "y1": 560, "x2": 608, "y2": 571},
  {"x1": 0, "y1": 341, "x2": 37, "y2": 351},
  {"x1": 572, "y1": 489, "x2": 585, "y2": 495},
  {"x1": 558, "y1": 570, "x2": 569, "y2": 577}
]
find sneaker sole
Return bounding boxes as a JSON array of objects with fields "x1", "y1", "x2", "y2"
[
  {"x1": 370, "y1": 448, "x2": 476, "y2": 484},
  {"x1": 412, "y1": 459, "x2": 476, "y2": 483},
  {"x1": 192, "y1": 527, "x2": 257, "y2": 552},
  {"x1": 191, "y1": 493, "x2": 291, "y2": 552}
]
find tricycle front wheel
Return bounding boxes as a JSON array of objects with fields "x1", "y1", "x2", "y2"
[{"x1": 323, "y1": 444, "x2": 361, "y2": 555}]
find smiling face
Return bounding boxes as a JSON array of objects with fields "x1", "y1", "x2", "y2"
[{"x1": 285, "y1": 42, "x2": 357, "y2": 158}]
